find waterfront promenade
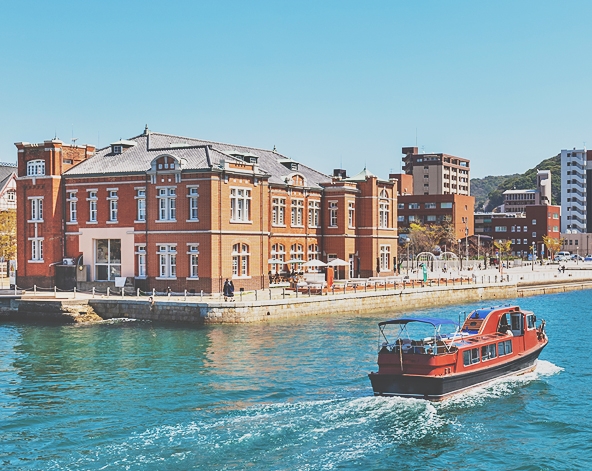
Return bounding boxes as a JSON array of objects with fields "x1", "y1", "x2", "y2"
[{"x1": 7, "y1": 262, "x2": 592, "y2": 324}]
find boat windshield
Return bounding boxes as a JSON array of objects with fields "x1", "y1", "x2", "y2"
[{"x1": 377, "y1": 317, "x2": 461, "y2": 355}]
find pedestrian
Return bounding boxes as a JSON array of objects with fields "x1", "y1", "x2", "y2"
[
  {"x1": 223, "y1": 278, "x2": 235, "y2": 301},
  {"x1": 562, "y1": 265, "x2": 566, "y2": 274}
]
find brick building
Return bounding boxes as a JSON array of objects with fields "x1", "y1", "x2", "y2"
[
  {"x1": 15, "y1": 128, "x2": 398, "y2": 292},
  {"x1": 474, "y1": 205, "x2": 561, "y2": 258},
  {"x1": 401, "y1": 147, "x2": 470, "y2": 196}
]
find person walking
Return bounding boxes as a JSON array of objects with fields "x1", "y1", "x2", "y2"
[{"x1": 223, "y1": 278, "x2": 235, "y2": 301}]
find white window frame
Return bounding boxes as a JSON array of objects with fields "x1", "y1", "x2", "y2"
[
  {"x1": 157, "y1": 244, "x2": 177, "y2": 279},
  {"x1": 230, "y1": 188, "x2": 251, "y2": 223},
  {"x1": 157, "y1": 187, "x2": 177, "y2": 221},
  {"x1": 87, "y1": 190, "x2": 98, "y2": 223},
  {"x1": 136, "y1": 188, "x2": 146, "y2": 222},
  {"x1": 308, "y1": 200, "x2": 320, "y2": 227},
  {"x1": 29, "y1": 197, "x2": 43, "y2": 222},
  {"x1": 291, "y1": 199, "x2": 304, "y2": 227},
  {"x1": 27, "y1": 159, "x2": 45, "y2": 176},
  {"x1": 232, "y1": 243, "x2": 250, "y2": 277},
  {"x1": 329, "y1": 201, "x2": 338, "y2": 227},
  {"x1": 107, "y1": 190, "x2": 118, "y2": 222},
  {"x1": 187, "y1": 187, "x2": 199, "y2": 221},
  {"x1": 379, "y1": 245, "x2": 390, "y2": 272},
  {"x1": 187, "y1": 244, "x2": 199, "y2": 278},
  {"x1": 348, "y1": 202, "x2": 355, "y2": 228},
  {"x1": 67, "y1": 191, "x2": 77, "y2": 223},
  {"x1": 270, "y1": 243, "x2": 286, "y2": 273},
  {"x1": 272, "y1": 198, "x2": 286, "y2": 226},
  {"x1": 136, "y1": 245, "x2": 146, "y2": 278},
  {"x1": 30, "y1": 237, "x2": 43, "y2": 262}
]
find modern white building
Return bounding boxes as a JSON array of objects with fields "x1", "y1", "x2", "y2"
[
  {"x1": 502, "y1": 170, "x2": 551, "y2": 214},
  {"x1": 561, "y1": 148, "x2": 588, "y2": 233}
]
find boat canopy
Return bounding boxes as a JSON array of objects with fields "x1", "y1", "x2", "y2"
[{"x1": 378, "y1": 317, "x2": 459, "y2": 328}]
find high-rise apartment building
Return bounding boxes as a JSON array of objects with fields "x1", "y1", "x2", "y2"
[
  {"x1": 402, "y1": 147, "x2": 470, "y2": 196},
  {"x1": 560, "y1": 148, "x2": 590, "y2": 233}
]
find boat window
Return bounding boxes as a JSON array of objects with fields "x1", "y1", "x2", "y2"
[
  {"x1": 498, "y1": 340, "x2": 512, "y2": 356},
  {"x1": 463, "y1": 351, "x2": 471, "y2": 366},
  {"x1": 498, "y1": 314, "x2": 510, "y2": 334},
  {"x1": 481, "y1": 344, "x2": 497, "y2": 361},
  {"x1": 526, "y1": 315, "x2": 536, "y2": 330},
  {"x1": 511, "y1": 314, "x2": 522, "y2": 333},
  {"x1": 463, "y1": 347, "x2": 480, "y2": 366}
]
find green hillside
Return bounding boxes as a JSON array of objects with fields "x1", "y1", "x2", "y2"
[{"x1": 471, "y1": 154, "x2": 561, "y2": 212}]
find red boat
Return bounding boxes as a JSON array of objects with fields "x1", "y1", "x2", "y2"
[{"x1": 368, "y1": 305, "x2": 548, "y2": 400}]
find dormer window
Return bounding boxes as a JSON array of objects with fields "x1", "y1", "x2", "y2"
[
  {"x1": 113, "y1": 145, "x2": 122, "y2": 154},
  {"x1": 291, "y1": 163, "x2": 298, "y2": 170}
]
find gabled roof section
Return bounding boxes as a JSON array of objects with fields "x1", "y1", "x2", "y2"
[
  {"x1": 64, "y1": 131, "x2": 331, "y2": 188},
  {"x1": 344, "y1": 167, "x2": 390, "y2": 184},
  {"x1": 0, "y1": 163, "x2": 16, "y2": 191}
]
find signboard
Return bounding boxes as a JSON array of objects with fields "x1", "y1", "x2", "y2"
[{"x1": 9, "y1": 260, "x2": 16, "y2": 288}]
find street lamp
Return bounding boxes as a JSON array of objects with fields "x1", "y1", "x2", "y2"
[
  {"x1": 458, "y1": 239, "x2": 462, "y2": 270},
  {"x1": 465, "y1": 226, "x2": 469, "y2": 266}
]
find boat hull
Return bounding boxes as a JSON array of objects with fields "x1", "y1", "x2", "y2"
[{"x1": 368, "y1": 344, "x2": 546, "y2": 401}]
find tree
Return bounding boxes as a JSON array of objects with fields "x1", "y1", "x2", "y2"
[
  {"x1": 542, "y1": 235, "x2": 564, "y2": 261},
  {"x1": 0, "y1": 210, "x2": 16, "y2": 261},
  {"x1": 493, "y1": 239, "x2": 512, "y2": 267}
]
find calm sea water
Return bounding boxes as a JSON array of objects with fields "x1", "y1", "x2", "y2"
[{"x1": 0, "y1": 291, "x2": 590, "y2": 470}]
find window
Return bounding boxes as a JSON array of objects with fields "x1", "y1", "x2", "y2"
[
  {"x1": 498, "y1": 340, "x2": 513, "y2": 356},
  {"x1": 188, "y1": 245, "x2": 199, "y2": 278},
  {"x1": 272, "y1": 198, "x2": 286, "y2": 226},
  {"x1": 532, "y1": 219, "x2": 536, "y2": 225},
  {"x1": 398, "y1": 215, "x2": 405, "y2": 222},
  {"x1": 408, "y1": 203, "x2": 420, "y2": 210},
  {"x1": 31, "y1": 238, "x2": 43, "y2": 261},
  {"x1": 527, "y1": 315, "x2": 536, "y2": 330},
  {"x1": 398, "y1": 203, "x2": 404, "y2": 210},
  {"x1": 113, "y1": 145, "x2": 122, "y2": 154},
  {"x1": 463, "y1": 348, "x2": 480, "y2": 366},
  {"x1": 329, "y1": 201, "x2": 338, "y2": 227},
  {"x1": 308, "y1": 243, "x2": 320, "y2": 262},
  {"x1": 427, "y1": 215, "x2": 436, "y2": 222},
  {"x1": 108, "y1": 190, "x2": 118, "y2": 222},
  {"x1": 511, "y1": 239, "x2": 515, "y2": 244},
  {"x1": 88, "y1": 191, "x2": 97, "y2": 222},
  {"x1": 30, "y1": 197, "x2": 43, "y2": 221},
  {"x1": 348, "y1": 202, "x2": 355, "y2": 228},
  {"x1": 230, "y1": 188, "x2": 251, "y2": 222},
  {"x1": 523, "y1": 226, "x2": 527, "y2": 232},
  {"x1": 379, "y1": 190, "x2": 389, "y2": 228},
  {"x1": 481, "y1": 344, "x2": 497, "y2": 361},
  {"x1": 136, "y1": 245, "x2": 146, "y2": 278},
  {"x1": 68, "y1": 192, "x2": 77, "y2": 223},
  {"x1": 308, "y1": 200, "x2": 320, "y2": 227},
  {"x1": 188, "y1": 187, "x2": 199, "y2": 221},
  {"x1": 290, "y1": 243, "x2": 304, "y2": 270},
  {"x1": 553, "y1": 213, "x2": 559, "y2": 219},
  {"x1": 270, "y1": 243, "x2": 286, "y2": 273},
  {"x1": 532, "y1": 232, "x2": 536, "y2": 238},
  {"x1": 379, "y1": 245, "x2": 390, "y2": 272},
  {"x1": 158, "y1": 187, "x2": 177, "y2": 221},
  {"x1": 232, "y1": 243, "x2": 249, "y2": 277},
  {"x1": 27, "y1": 159, "x2": 45, "y2": 176},
  {"x1": 158, "y1": 244, "x2": 177, "y2": 278},
  {"x1": 523, "y1": 239, "x2": 528, "y2": 245},
  {"x1": 440, "y1": 202, "x2": 453, "y2": 209},
  {"x1": 95, "y1": 239, "x2": 121, "y2": 281},
  {"x1": 291, "y1": 199, "x2": 304, "y2": 226},
  {"x1": 495, "y1": 226, "x2": 507, "y2": 232},
  {"x1": 425, "y1": 202, "x2": 436, "y2": 209},
  {"x1": 136, "y1": 189, "x2": 146, "y2": 222}
]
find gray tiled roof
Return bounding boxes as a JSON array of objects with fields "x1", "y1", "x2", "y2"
[
  {"x1": 65, "y1": 131, "x2": 331, "y2": 189},
  {"x1": 0, "y1": 163, "x2": 16, "y2": 191}
]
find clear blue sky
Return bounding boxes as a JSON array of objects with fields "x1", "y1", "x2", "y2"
[{"x1": 1, "y1": 0, "x2": 591, "y2": 179}]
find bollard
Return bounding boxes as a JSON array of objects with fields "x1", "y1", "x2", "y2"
[
  {"x1": 240, "y1": 290, "x2": 243, "y2": 301},
  {"x1": 107, "y1": 287, "x2": 110, "y2": 297},
  {"x1": 201, "y1": 290, "x2": 203, "y2": 301},
  {"x1": 374, "y1": 283, "x2": 377, "y2": 292},
  {"x1": 74, "y1": 287, "x2": 76, "y2": 299},
  {"x1": 122, "y1": 287, "x2": 125, "y2": 297},
  {"x1": 282, "y1": 288, "x2": 285, "y2": 299},
  {"x1": 137, "y1": 288, "x2": 140, "y2": 297},
  {"x1": 384, "y1": 282, "x2": 386, "y2": 291},
  {"x1": 332, "y1": 286, "x2": 335, "y2": 295},
  {"x1": 93, "y1": 287, "x2": 95, "y2": 298},
  {"x1": 153, "y1": 288, "x2": 156, "y2": 297},
  {"x1": 54, "y1": 286, "x2": 57, "y2": 296},
  {"x1": 495, "y1": 276, "x2": 498, "y2": 283},
  {"x1": 34, "y1": 285, "x2": 37, "y2": 295},
  {"x1": 269, "y1": 289, "x2": 272, "y2": 300},
  {"x1": 255, "y1": 290, "x2": 258, "y2": 301},
  {"x1": 308, "y1": 286, "x2": 311, "y2": 297},
  {"x1": 354, "y1": 285, "x2": 357, "y2": 294},
  {"x1": 345, "y1": 284, "x2": 347, "y2": 294},
  {"x1": 14, "y1": 285, "x2": 17, "y2": 296},
  {"x1": 184, "y1": 289, "x2": 187, "y2": 301},
  {"x1": 365, "y1": 283, "x2": 367, "y2": 292},
  {"x1": 296, "y1": 287, "x2": 298, "y2": 298}
]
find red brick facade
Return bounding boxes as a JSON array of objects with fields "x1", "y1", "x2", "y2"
[{"x1": 15, "y1": 133, "x2": 398, "y2": 292}]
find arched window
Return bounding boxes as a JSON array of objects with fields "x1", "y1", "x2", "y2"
[
  {"x1": 379, "y1": 189, "x2": 390, "y2": 228},
  {"x1": 232, "y1": 243, "x2": 249, "y2": 277},
  {"x1": 27, "y1": 160, "x2": 45, "y2": 176},
  {"x1": 270, "y1": 243, "x2": 285, "y2": 273}
]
